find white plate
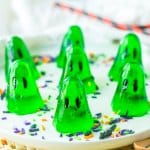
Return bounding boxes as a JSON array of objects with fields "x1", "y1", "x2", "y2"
[{"x1": 0, "y1": 33, "x2": 150, "y2": 150}]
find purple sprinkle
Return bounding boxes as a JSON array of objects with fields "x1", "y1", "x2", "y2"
[
  {"x1": 40, "y1": 84, "x2": 48, "y2": 88},
  {"x1": 1, "y1": 117, "x2": 7, "y2": 120},
  {"x1": 24, "y1": 121, "x2": 31, "y2": 125},
  {"x1": 14, "y1": 128, "x2": 20, "y2": 133},
  {"x1": 42, "y1": 136, "x2": 45, "y2": 140},
  {"x1": 69, "y1": 137, "x2": 73, "y2": 141},
  {"x1": 51, "y1": 115, "x2": 54, "y2": 119},
  {"x1": 21, "y1": 128, "x2": 25, "y2": 134}
]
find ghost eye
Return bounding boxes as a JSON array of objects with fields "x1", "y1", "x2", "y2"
[
  {"x1": 76, "y1": 40, "x2": 80, "y2": 45},
  {"x1": 78, "y1": 61, "x2": 83, "y2": 71},
  {"x1": 123, "y1": 47, "x2": 128, "y2": 58},
  {"x1": 65, "y1": 97, "x2": 69, "y2": 108},
  {"x1": 17, "y1": 48, "x2": 23, "y2": 58},
  {"x1": 133, "y1": 48, "x2": 137, "y2": 58},
  {"x1": 76, "y1": 97, "x2": 80, "y2": 108},
  {"x1": 70, "y1": 61, "x2": 73, "y2": 71},
  {"x1": 22, "y1": 77, "x2": 27, "y2": 88},
  {"x1": 133, "y1": 79, "x2": 138, "y2": 92},
  {"x1": 123, "y1": 79, "x2": 128, "y2": 90},
  {"x1": 12, "y1": 77, "x2": 17, "y2": 89}
]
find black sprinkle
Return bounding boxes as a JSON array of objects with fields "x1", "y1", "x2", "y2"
[
  {"x1": 76, "y1": 132, "x2": 83, "y2": 136},
  {"x1": 67, "y1": 134, "x2": 74, "y2": 137},
  {"x1": 92, "y1": 127, "x2": 101, "y2": 132},
  {"x1": 41, "y1": 71, "x2": 46, "y2": 76},
  {"x1": 29, "y1": 128, "x2": 39, "y2": 132},
  {"x1": 99, "y1": 124, "x2": 116, "y2": 139},
  {"x1": 94, "y1": 91, "x2": 101, "y2": 95},
  {"x1": 121, "y1": 116, "x2": 133, "y2": 119},
  {"x1": 95, "y1": 113, "x2": 102, "y2": 118},
  {"x1": 30, "y1": 132, "x2": 38, "y2": 136},
  {"x1": 45, "y1": 80, "x2": 53, "y2": 83},
  {"x1": 91, "y1": 96, "x2": 97, "y2": 99},
  {"x1": 60, "y1": 133, "x2": 63, "y2": 137},
  {"x1": 40, "y1": 105, "x2": 50, "y2": 111}
]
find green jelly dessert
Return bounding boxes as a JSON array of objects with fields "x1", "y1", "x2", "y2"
[
  {"x1": 108, "y1": 33, "x2": 142, "y2": 81},
  {"x1": 5, "y1": 36, "x2": 40, "y2": 82},
  {"x1": 56, "y1": 25, "x2": 85, "y2": 68},
  {"x1": 111, "y1": 63, "x2": 149, "y2": 117},
  {"x1": 53, "y1": 76, "x2": 93, "y2": 134},
  {"x1": 59, "y1": 46, "x2": 98, "y2": 94},
  {"x1": 6, "y1": 60, "x2": 44, "y2": 115}
]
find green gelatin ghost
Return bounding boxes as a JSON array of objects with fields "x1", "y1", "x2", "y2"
[
  {"x1": 53, "y1": 76, "x2": 93, "y2": 134},
  {"x1": 56, "y1": 25, "x2": 85, "y2": 68},
  {"x1": 5, "y1": 36, "x2": 40, "y2": 82},
  {"x1": 6, "y1": 60, "x2": 44, "y2": 115},
  {"x1": 108, "y1": 33, "x2": 142, "y2": 81},
  {"x1": 59, "y1": 46, "x2": 98, "y2": 94},
  {"x1": 111, "y1": 63, "x2": 149, "y2": 117}
]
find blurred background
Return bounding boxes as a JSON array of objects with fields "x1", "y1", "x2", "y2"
[
  {"x1": 0, "y1": 0, "x2": 150, "y2": 36},
  {"x1": 0, "y1": 0, "x2": 150, "y2": 52}
]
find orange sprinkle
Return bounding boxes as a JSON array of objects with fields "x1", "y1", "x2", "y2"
[
  {"x1": 120, "y1": 119, "x2": 127, "y2": 123},
  {"x1": 84, "y1": 133, "x2": 94, "y2": 140},
  {"x1": 0, "y1": 89, "x2": 3, "y2": 95},
  {"x1": 42, "y1": 57, "x2": 50, "y2": 63},
  {"x1": 102, "y1": 57, "x2": 114, "y2": 64},
  {"x1": 1, "y1": 139, "x2": 8, "y2": 145},
  {"x1": 41, "y1": 118, "x2": 47, "y2": 122},
  {"x1": 105, "y1": 121, "x2": 111, "y2": 125},
  {"x1": 89, "y1": 52, "x2": 95, "y2": 58}
]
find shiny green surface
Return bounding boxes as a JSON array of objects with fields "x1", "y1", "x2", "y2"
[
  {"x1": 108, "y1": 33, "x2": 142, "y2": 81},
  {"x1": 6, "y1": 60, "x2": 44, "y2": 115},
  {"x1": 59, "y1": 46, "x2": 98, "y2": 94},
  {"x1": 56, "y1": 25, "x2": 85, "y2": 68},
  {"x1": 111, "y1": 63, "x2": 149, "y2": 117},
  {"x1": 5, "y1": 36, "x2": 40, "y2": 82},
  {"x1": 53, "y1": 76, "x2": 93, "y2": 134}
]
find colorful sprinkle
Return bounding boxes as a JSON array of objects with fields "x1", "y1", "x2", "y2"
[
  {"x1": 1, "y1": 117, "x2": 7, "y2": 120},
  {"x1": 24, "y1": 120, "x2": 31, "y2": 125},
  {"x1": 1, "y1": 139, "x2": 8, "y2": 145},
  {"x1": 99, "y1": 124, "x2": 117, "y2": 139}
]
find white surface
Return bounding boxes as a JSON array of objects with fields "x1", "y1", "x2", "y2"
[{"x1": 0, "y1": 35, "x2": 150, "y2": 150}]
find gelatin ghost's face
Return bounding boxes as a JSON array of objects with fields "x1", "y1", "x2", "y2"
[
  {"x1": 6, "y1": 36, "x2": 29, "y2": 62},
  {"x1": 121, "y1": 63, "x2": 146, "y2": 98},
  {"x1": 9, "y1": 60, "x2": 36, "y2": 98},
  {"x1": 119, "y1": 33, "x2": 142, "y2": 64},
  {"x1": 65, "y1": 47, "x2": 91, "y2": 79},
  {"x1": 59, "y1": 78, "x2": 88, "y2": 120},
  {"x1": 67, "y1": 25, "x2": 85, "y2": 49}
]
